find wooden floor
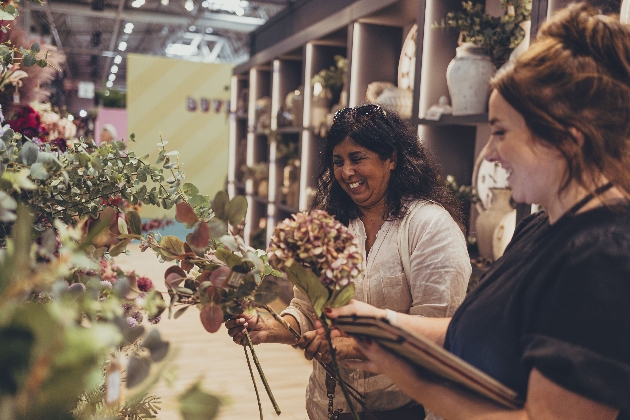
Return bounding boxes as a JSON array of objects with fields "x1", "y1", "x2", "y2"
[{"x1": 116, "y1": 244, "x2": 312, "y2": 420}]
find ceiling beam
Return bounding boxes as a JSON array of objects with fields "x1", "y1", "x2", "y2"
[
  {"x1": 30, "y1": 2, "x2": 265, "y2": 32},
  {"x1": 102, "y1": 0, "x2": 126, "y2": 80},
  {"x1": 43, "y1": 2, "x2": 72, "y2": 80}
]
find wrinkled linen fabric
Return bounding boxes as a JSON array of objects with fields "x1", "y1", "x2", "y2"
[{"x1": 281, "y1": 202, "x2": 471, "y2": 420}]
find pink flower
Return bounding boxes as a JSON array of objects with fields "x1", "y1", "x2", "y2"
[{"x1": 137, "y1": 276, "x2": 154, "y2": 292}]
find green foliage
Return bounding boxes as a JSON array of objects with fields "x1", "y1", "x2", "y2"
[
  {"x1": 0, "y1": 135, "x2": 188, "y2": 244},
  {"x1": 444, "y1": 174, "x2": 480, "y2": 204},
  {"x1": 311, "y1": 55, "x2": 347, "y2": 89},
  {"x1": 435, "y1": 0, "x2": 532, "y2": 68},
  {"x1": 96, "y1": 89, "x2": 127, "y2": 109},
  {"x1": 138, "y1": 190, "x2": 281, "y2": 333}
]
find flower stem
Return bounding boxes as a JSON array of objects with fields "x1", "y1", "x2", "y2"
[
  {"x1": 253, "y1": 303, "x2": 366, "y2": 406},
  {"x1": 321, "y1": 314, "x2": 360, "y2": 420},
  {"x1": 243, "y1": 345, "x2": 263, "y2": 420},
  {"x1": 244, "y1": 329, "x2": 281, "y2": 415}
]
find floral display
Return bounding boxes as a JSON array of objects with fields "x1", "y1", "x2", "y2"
[
  {"x1": 268, "y1": 209, "x2": 362, "y2": 290},
  {"x1": 267, "y1": 209, "x2": 363, "y2": 420}
]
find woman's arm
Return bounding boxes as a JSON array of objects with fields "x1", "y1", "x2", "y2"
[
  {"x1": 348, "y1": 339, "x2": 620, "y2": 420},
  {"x1": 321, "y1": 300, "x2": 452, "y2": 347}
]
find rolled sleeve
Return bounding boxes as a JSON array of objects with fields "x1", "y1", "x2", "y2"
[{"x1": 280, "y1": 285, "x2": 316, "y2": 334}]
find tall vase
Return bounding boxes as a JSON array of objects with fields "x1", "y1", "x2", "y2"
[
  {"x1": 475, "y1": 188, "x2": 513, "y2": 261},
  {"x1": 446, "y1": 43, "x2": 495, "y2": 116}
]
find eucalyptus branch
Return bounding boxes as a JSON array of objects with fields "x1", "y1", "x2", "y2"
[{"x1": 243, "y1": 345, "x2": 264, "y2": 420}]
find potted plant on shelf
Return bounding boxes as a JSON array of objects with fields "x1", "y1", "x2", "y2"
[
  {"x1": 310, "y1": 55, "x2": 347, "y2": 137},
  {"x1": 435, "y1": 0, "x2": 532, "y2": 115}
]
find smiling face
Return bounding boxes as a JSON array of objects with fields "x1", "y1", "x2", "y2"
[
  {"x1": 332, "y1": 137, "x2": 396, "y2": 213},
  {"x1": 485, "y1": 90, "x2": 568, "y2": 207}
]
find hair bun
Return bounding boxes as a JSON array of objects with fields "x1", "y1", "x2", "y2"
[{"x1": 539, "y1": 2, "x2": 630, "y2": 82}]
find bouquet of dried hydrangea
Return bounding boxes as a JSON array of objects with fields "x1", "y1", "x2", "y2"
[{"x1": 268, "y1": 209, "x2": 363, "y2": 420}]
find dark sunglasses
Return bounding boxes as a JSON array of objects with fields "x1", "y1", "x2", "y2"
[{"x1": 333, "y1": 103, "x2": 386, "y2": 124}]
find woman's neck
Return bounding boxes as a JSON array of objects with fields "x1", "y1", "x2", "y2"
[{"x1": 546, "y1": 178, "x2": 625, "y2": 224}]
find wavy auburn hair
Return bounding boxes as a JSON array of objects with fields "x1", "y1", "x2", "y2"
[{"x1": 491, "y1": 3, "x2": 630, "y2": 197}]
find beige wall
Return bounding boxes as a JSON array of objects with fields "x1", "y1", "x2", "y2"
[{"x1": 127, "y1": 54, "x2": 232, "y2": 218}]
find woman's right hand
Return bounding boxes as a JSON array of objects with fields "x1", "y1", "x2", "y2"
[
  {"x1": 314, "y1": 300, "x2": 387, "y2": 341},
  {"x1": 225, "y1": 312, "x2": 270, "y2": 345}
]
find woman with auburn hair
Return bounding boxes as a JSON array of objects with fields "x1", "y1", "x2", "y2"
[
  {"x1": 227, "y1": 105, "x2": 471, "y2": 420},
  {"x1": 318, "y1": 3, "x2": 630, "y2": 419}
]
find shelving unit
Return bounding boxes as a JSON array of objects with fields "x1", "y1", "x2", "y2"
[{"x1": 227, "y1": 0, "x2": 603, "y2": 247}]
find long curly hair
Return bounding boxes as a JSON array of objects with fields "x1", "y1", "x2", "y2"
[{"x1": 309, "y1": 105, "x2": 463, "y2": 226}]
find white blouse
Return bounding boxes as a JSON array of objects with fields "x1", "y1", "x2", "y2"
[{"x1": 281, "y1": 201, "x2": 471, "y2": 420}]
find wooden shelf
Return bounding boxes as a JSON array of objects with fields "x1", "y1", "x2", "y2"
[
  {"x1": 276, "y1": 127, "x2": 303, "y2": 134},
  {"x1": 274, "y1": 202, "x2": 299, "y2": 214},
  {"x1": 250, "y1": 195, "x2": 269, "y2": 205},
  {"x1": 418, "y1": 113, "x2": 488, "y2": 127}
]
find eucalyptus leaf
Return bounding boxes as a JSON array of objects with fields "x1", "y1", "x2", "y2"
[
  {"x1": 29, "y1": 162, "x2": 49, "y2": 180},
  {"x1": 126, "y1": 210, "x2": 142, "y2": 235},
  {"x1": 285, "y1": 263, "x2": 329, "y2": 317},
  {"x1": 178, "y1": 381, "x2": 221, "y2": 420},
  {"x1": 207, "y1": 218, "x2": 227, "y2": 238},
  {"x1": 227, "y1": 196, "x2": 247, "y2": 226},
  {"x1": 18, "y1": 141, "x2": 38, "y2": 165},
  {"x1": 211, "y1": 190, "x2": 229, "y2": 221},
  {"x1": 126, "y1": 356, "x2": 151, "y2": 388},
  {"x1": 159, "y1": 235, "x2": 185, "y2": 260},
  {"x1": 23, "y1": 54, "x2": 36, "y2": 67}
]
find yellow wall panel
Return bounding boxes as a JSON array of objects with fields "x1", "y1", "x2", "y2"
[{"x1": 127, "y1": 54, "x2": 233, "y2": 218}]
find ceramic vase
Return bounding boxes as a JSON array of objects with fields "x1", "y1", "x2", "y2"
[
  {"x1": 375, "y1": 87, "x2": 413, "y2": 119},
  {"x1": 475, "y1": 188, "x2": 513, "y2": 261},
  {"x1": 446, "y1": 43, "x2": 495, "y2": 116}
]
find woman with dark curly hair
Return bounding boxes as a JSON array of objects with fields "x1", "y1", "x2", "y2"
[
  {"x1": 227, "y1": 105, "x2": 471, "y2": 420},
  {"x1": 320, "y1": 4, "x2": 630, "y2": 419}
]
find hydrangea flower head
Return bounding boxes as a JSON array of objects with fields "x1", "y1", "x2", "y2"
[{"x1": 267, "y1": 210, "x2": 362, "y2": 289}]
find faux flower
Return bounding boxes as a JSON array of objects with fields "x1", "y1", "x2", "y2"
[{"x1": 267, "y1": 210, "x2": 362, "y2": 289}]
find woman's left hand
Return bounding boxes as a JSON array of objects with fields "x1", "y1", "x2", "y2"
[{"x1": 297, "y1": 330, "x2": 365, "y2": 363}]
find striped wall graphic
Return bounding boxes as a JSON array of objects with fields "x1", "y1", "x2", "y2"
[{"x1": 127, "y1": 54, "x2": 233, "y2": 218}]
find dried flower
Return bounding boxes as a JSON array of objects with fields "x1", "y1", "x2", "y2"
[
  {"x1": 267, "y1": 210, "x2": 362, "y2": 289},
  {"x1": 136, "y1": 276, "x2": 154, "y2": 292},
  {"x1": 126, "y1": 316, "x2": 139, "y2": 328}
]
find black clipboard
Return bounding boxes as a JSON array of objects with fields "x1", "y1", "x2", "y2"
[{"x1": 332, "y1": 315, "x2": 524, "y2": 409}]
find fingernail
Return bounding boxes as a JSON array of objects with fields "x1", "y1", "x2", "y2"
[{"x1": 324, "y1": 308, "x2": 332, "y2": 314}]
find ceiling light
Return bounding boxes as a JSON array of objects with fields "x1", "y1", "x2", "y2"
[
  {"x1": 161, "y1": 0, "x2": 169, "y2": 5},
  {"x1": 67, "y1": 114, "x2": 74, "y2": 121},
  {"x1": 201, "y1": 0, "x2": 208, "y2": 6},
  {"x1": 114, "y1": 55, "x2": 122, "y2": 64},
  {"x1": 131, "y1": 0, "x2": 144, "y2": 7},
  {"x1": 111, "y1": 65, "x2": 119, "y2": 74},
  {"x1": 118, "y1": 41, "x2": 127, "y2": 51},
  {"x1": 189, "y1": 25, "x2": 196, "y2": 31},
  {"x1": 184, "y1": 0, "x2": 194, "y2": 11},
  {"x1": 205, "y1": 27, "x2": 213, "y2": 34},
  {"x1": 235, "y1": 6, "x2": 244, "y2": 15},
  {"x1": 106, "y1": 81, "x2": 113, "y2": 88},
  {"x1": 108, "y1": 74, "x2": 116, "y2": 81},
  {"x1": 79, "y1": 110, "x2": 87, "y2": 118},
  {"x1": 124, "y1": 23, "x2": 134, "y2": 34}
]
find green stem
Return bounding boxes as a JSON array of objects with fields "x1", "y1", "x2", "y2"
[
  {"x1": 322, "y1": 314, "x2": 360, "y2": 420},
  {"x1": 244, "y1": 329, "x2": 281, "y2": 415},
  {"x1": 253, "y1": 303, "x2": 366, "y2": 406},
  {"x1": 243, "y1": 345, "x2": 264, "y2": 420}
]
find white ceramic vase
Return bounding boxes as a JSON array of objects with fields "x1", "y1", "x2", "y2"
[
  {"x1": 446, "y1": 43, "x2": 495, "y2": 116},
  {"x1": 475, "y1": 188, "x2": 513, "y2": 261}
]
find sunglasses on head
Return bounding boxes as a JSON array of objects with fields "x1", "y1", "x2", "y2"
[{"x1": 333, "y1": 103, "x2": 386, "y2": 124}]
